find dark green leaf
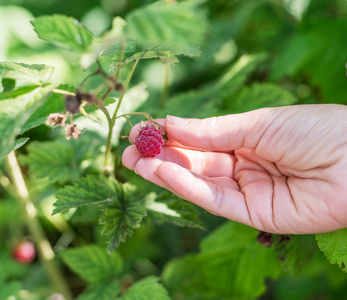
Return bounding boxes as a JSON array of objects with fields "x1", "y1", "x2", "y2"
[
  {"x1": 117, "y1": 276, "x2": 170, "y2": 300},
  {"x1": 20, "y1": 137, "x2": 102, "y2": 185},
  {"x1": 0, "y1": 62, "x2": 54, "y2": 85},
  {"x1": 145, "y1": 192, "x2": 205, "y2": 229},
  {"x1": 77, "y1": 280, "x2": 121, "y2": 300},
  {"x1": 0, "y1": 84, "x2": 54, "y2": 160},
  {"x1": 100, "y1": 183, "x2": 147, "y2": 252},
  {"x1": 32, "y1": 14, "x2": 94, "y2": 53},
  {"x1": 126, "y1": 0, "x2": 207, "y2": 56},
  {"x1": 316, "y1": 229, "x2": 347, "y2": 272},
  {"x1": 60, "y1": 245, "x2": 123, "y2": 283},
  {"x1": 157, "y1": 53, "x2": 267, "y2": 118},
  {"x1": 53, "y1": 174, "x2": 122, "y2": 213},
  {"x1": 227, "y1": 83, "x2": 297, "y2": 113},
  {"x1": 1, "y1": 78, "x2": 15, "y2": 92}
]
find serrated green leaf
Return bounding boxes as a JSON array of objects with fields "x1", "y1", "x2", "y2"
[
  {"x1": 1, "y1": 78, "x2": 15, "y2": 92},
  {"x1": 20, "y1": 137, "x2": 101, "y2": 185},
  {"x1": 53, "y1": 175, "x2": 122, "y2": 214},
  {"x1": 163, "y1": 222, "x2": 282, "y2": 299},
  {"x1": 316, "y1": 229, "x2": 347, "y2": 272},
  {"x1": 227, "y1": 82, "x2": 297, "y2": 113},
  {"x1": 32, "y1": 14, "x2": 94, "y2": 53},
  {"x1": 77, "y1": 280, "x2": 121, "y2": 300},
  {"x1": 117, "y1": 276, "x2": 170, "y2": 300},
  {"x1": 145, "y1": 192, "x2": 205, "y2": 229},
  {"x1": 0, "y1": 84, "x2": 54, "y2": 160},
  {"x1": 0, "y1": 62, "x2": 54, "y2": 85},
  {"x1": 126, "y1": 0, "x2": 207, "y2": 56},
  {"x1": 100, "y1": 183, "x2": 147, "y2": 252},
  {"x1": 60, "y1": 245, "x2": 123, "y2": 283},
  {"x1": 199, "y1": 222, "x2": 282, "y2": 299},
  {"x1": 156, "y1": 53, "x2": 267, "y2": 118}
]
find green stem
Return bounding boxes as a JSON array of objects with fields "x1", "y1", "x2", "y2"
[
  {"x1": 52, "y1": 89, "x2": 75, "y2": 96},
  {"x1": 104, "y1": 59, "x2": 140, "y2": 175},
  {"x1": 5, "y1": 152, "x2": 73, "y2": 300}
]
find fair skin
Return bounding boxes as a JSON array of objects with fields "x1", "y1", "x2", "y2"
[{"x1": 122, "y1": 104, "x2": 347, "y2": 234}]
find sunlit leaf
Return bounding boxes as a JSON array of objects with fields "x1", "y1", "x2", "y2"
[
  {"x1": 145, "y1": 192, "x2": 205, "y2": 229},
  {"x1": 0, "y1": 62, "x2": 54, "y2": 85},
  {"x1": 126, "y1": 0, "x2": 207, "y2": 56},
  {"x1": 0, "y1": 84, "x2": 54, "y2": 160},
  {"x1": 32, "y1": 14, "x2": 94, "y2": 53},
  {"x1": 77, "y1": 280, "x2": 121, "y2": 300}
]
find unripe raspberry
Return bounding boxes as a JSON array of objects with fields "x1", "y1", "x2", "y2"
[
  {"x1": 12, "y1": 241, "x2": 36, "y2": 264},
  {"x1": 135, "y1": 125, "x2": 164, "y2": 157}
]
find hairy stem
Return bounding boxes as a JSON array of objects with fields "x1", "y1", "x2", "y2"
[
  {"x1": 5, "y1": 152, "x2": 73, "y2": 300},
  {"x1": 104, "y1": 59, "x2": 139, "y2": 175}
]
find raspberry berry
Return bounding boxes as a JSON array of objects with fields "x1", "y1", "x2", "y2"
[
  {"x1": 135, "y1": 125, "x2": 164, "y2": 157},
  {"x1": 12, "y1": 241, "x2": 36, "y2": 264}
]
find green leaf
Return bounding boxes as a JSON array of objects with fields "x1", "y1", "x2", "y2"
[
  {"x1": 60, "y1": 245, "x2": 123, "y2": 283},
  {"x1": 117, "y1": 276, "x2": 170, "y2": 300},
  {"x1": 126, "y1": 0, "x2": 207, "y2": 56},
  {"x1": 0, "y1": 62, "x2": 54, "y2": 85},
  {"x1": 271, "y1": 18, "x2": 347, "y2": 103},
  {"x1": 145, "y1": 192, "x2": 205, "y2": 229},
  {"x1": 100, "y1": 183, "x2": 147, "y2": 253},
  {"x1": 77, "y1": 280, "x2": 121, "y2": 300},
  {"x1": 53, "y1": 175, "x2": 123, "y2": 214},
  {"x1": 1, "y1": 78, "x2": 15, "y2": 92},
  {"x1": 32, "y1": 14, "x2": 94, "y2": 53},
  {"x1": 20, "y1": 136, "x2": 101, "y2": 184},
  {"x1": 0, "y1": 84, "x2": 54, "y2": 160},
  {"x1": 227, "y1": 83, "x2": 297, "y2": 113},
  {"x1": 156, "y1": 53, "x2": 267, "y2": 118},
  {"x1": 110, "y1": 48, "x2": 178, "y2": 71},
  {"x1": 316, "y1": 229, "x2": 347, "y2": 272},
  {"x1": 163, "y1": 222, "x2": 282, "y2": 299},
  {"x1": 198, "y1": 222, "x2": 282, "y2": 299},
  {"x1": 0, "y1": 138, "x2": 29, "y2": 160},
  {"x1": 275, "y1": 235, "x2": 317, "y2": 277}
]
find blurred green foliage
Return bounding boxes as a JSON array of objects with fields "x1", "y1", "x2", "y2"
[{"x1": 1, "y1": 0, "x2": 347, "y2": 299}]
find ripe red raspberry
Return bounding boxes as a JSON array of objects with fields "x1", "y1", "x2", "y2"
[
  {"x1": 12, "y1": 241, "x2": 36, "y2": 264},
  {"x1": 135, "y1": 125, "x2": 164, "y2": 157}
]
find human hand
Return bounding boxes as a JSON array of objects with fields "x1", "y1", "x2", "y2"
[{"x1": 122, "y1": 104, "x2": 347, "y2": 234}]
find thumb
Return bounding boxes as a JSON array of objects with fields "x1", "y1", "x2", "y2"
[{"x1": 165, "y1": 108, "x2": 280, "y2": 151}]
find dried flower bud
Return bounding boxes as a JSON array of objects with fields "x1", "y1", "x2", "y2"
[
  {"x1": 65, "y1": 95, "x2": 81, "y2": 114},
  {"x1": 257, "y1": 231, "x2": 273, "y2": 247},
  {"x1": 65, "y1": 124, "x2": 83, "y2": 140},
  {"x1": 46, "y1": 113, "x2": 67, "y2": 128},
  {"x1": 114, "y1": 82, "x2": 125, "y2": 93}
]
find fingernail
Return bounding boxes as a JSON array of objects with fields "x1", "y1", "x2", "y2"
[
  {"x1": 134, "y1": 167, "x2": 138, "y2": 175},
  {"x1": 166, "y1": 115, "x2": 188, "y2": 126}
]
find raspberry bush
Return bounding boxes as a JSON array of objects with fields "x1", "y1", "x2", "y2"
[{"x1": 1, "y1": 1, "x2": 347, "y2": 299}]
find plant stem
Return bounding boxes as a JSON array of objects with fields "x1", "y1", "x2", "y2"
[
  {"x1": 160, "y1": 62, "x2": 170, "y2": 108},
  {"x1": 5, "y1": 152, "x2": 73, "y2": 300},
  {"x1": 104, "y1": 59, "x2": 139, "y2": 175},
  {"x1": 53, "y1": 89, "x2": 75, "y2": 96}
]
